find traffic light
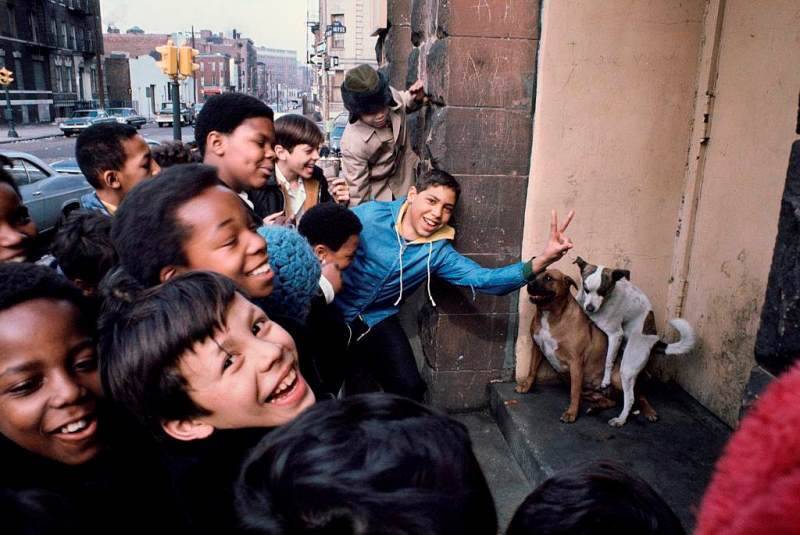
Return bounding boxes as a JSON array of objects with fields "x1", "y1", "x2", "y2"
[
  {"x1": 178, "y1": 46, "x2": 199, "y2": 77},
  {"x1": 0, "y1": 67, "x2": 14, "y2": 86},
  {"x1": 156, "y1": 40, "x2": 178, "y2": 77}
]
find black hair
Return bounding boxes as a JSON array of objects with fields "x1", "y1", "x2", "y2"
[
  {"x1": 151, "y1": 140, "x2": 200, "y2": 169},
  {"x1": 0, "y1": 154, "x2": 20, "y2": 197},
  {"x1": 0, "y1": 262, "x2": 90, "y2": 319},
  {"x1": 51, "y1": 210, "x2": 116, "y2": 291},
  {"x1": 112, "y1": 163, "x2": 223, "y2": 286},
  {"x1": 235, "y1": 393, "x2": 498, "y2": 534},
  {"x1": 297, "y1": 203, "x2": 362, "y2": 250},
  {"x1": 194, "y1": 92, "x2": 274, "y2": 157},
  {"x1": 98, "y1": 270, "x2": 239, "y2": 438},
  {"x1": 1, "y1": 488, "x2": 79, "y2": 534},
  {"x1": 75, "y1": 122, "x2": 139, "y2": 188},
  {"x1": 507, "y1": 460, "x2": 685, "y2": 535},
  {"x1": 415, "y1": 168, "x2": 461, "y2": 201}
]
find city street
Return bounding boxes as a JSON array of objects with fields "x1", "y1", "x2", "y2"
[{"x1": 1, "y1": 123, "x2": 195, "y2": 164}]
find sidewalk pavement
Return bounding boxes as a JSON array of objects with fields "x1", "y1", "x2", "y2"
[{"x1": 0, "y1": 123, "x2": 62, "y2": 144}]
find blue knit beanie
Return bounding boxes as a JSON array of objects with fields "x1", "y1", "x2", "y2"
[{"x1": 256, "y1": 225, "x2": 321, "y2": 322}]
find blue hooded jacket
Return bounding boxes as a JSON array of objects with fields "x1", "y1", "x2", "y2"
[
  {"x1": 334, "y1": 198, "x2": 531, "y2": 327},
  {"x1": 80, "y1": 191, "x2": 112, "y2": 216}
]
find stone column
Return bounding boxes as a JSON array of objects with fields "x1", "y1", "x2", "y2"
[{"x1": 386, "y1": 0, "x2": 541, "y2": 409}]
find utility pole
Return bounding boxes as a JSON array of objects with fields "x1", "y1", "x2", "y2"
[
  {"x1": 191, "y1": 26, "x2": 197, "y2": 104},
  {"x1": 320, "y1": 0, "x2": 329, "y2": 122},
  {"x1": 156, "y1": 39, "x2": 198, "y2": 141}
]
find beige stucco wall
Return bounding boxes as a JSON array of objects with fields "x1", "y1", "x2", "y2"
[
  {"x1": 516, "y1": 0, "x2": 707, "y2": 381},
  {"x1": 516, "y1": 0, "x2": 800, "y2": 426},
  {"x1": 657, "y1": 0, "x2": 800, "y2": 425}
]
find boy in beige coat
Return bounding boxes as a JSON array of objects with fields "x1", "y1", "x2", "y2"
[{"x1": 339, "y1": 64, "x2": 425, "y2": 207}]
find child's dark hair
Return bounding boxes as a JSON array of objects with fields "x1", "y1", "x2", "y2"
[
  {"x1": 51, "y1": 210, "x2": 116, "y2": 290},
  {"x1": 297, "y1": 203, "x2": 362, "y2": 250},
  {"x1": 275, "y1": 114, "x2": 324, "y2": 151},
  {"x1": 415, "y1": 169, "x2": 461, "y2": 200},
  {"x1": 1, "y1": 488, "x2": 79, "y2": 534},
  {"x1": 0, "y1": 154, "x2": 20, "y2": 197},
  {"x1": 75, "y1": 122, "x2": 139, "y2": 188},
  {"x1": 507, "y1": 460, "x2": 685, "y2": 535},
  {"x1": 151, "y1": 140, "x2": 199, "y2": 168},
  {"x1": 194, "y1": 92, "x2": 274, "y2": 157},
  {"x1": 112, "y1": 163, "x2": 223, "y2": 286},
  {"x1": 0, "y1": 263, "x2": 90, "y2": 320},
  {"x1": 235, "y1": 393, "x2": 497, "y2": 534},
  {"x1": 98, "y1": 270, "x2": 239, "y2": 438}
]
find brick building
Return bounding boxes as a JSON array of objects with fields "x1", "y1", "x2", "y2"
[
  {"x1": 196, "y1": 52, "x2": 231, "y2": 101},
  {"x1": 0, "y1": 0, "x2": 104, "y2": 124},
  {"x1": 195, "y1": 29, "x2": 257, "y2": 96},
  {"x1": 256, "y1": 46, "x2": 300, "y2": 109}
]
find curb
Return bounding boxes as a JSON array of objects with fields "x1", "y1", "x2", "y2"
[{"x1": 0, "y1": 133, "x2": 62, "y2": 145}]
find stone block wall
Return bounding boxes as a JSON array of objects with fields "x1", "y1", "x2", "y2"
[{"x1": 383, "y1": 0, "x2": 540, "y2": 409}]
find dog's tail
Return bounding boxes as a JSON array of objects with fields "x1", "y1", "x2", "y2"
[{"x1": 653, "y1": 318, "x2": 696, "y2": 355}]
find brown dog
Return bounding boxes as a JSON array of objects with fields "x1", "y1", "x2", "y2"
[{"x1": 516, "y1": 269, "x2": 657, "y2": 423}]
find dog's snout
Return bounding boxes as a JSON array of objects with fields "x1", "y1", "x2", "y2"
[{"x1": 586, "y1": 304, "x2": 595, "y2": 313}]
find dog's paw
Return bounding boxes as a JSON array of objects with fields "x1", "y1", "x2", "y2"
[
  {"x1": 645, "y1": 413, "x2": 659, "y2": 423},
  {"x1": 560, "y1": 410, "x2": 578, "y2": 423},
  {"x1": 608, "y1": 416, "x2": 627, "y2": 427},
  {"x1": 515, "y1": 380, "x2": 533, "y2": 394},
  {"x1": 600, "y1": 377, "x2": 611, "y2": 389}
]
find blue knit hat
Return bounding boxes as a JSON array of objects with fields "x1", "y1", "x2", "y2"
[{"x1": 256, "y1": 225, "x2": 321, "y2": 322}]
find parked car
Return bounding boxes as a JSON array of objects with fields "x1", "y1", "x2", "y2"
[
  {"x1": 328, "y1": 112, "x2": 349, "y2": 155},
  {"x1": 155, "y1": 102, "x2": 194, "y2": 127},
  {"x1": 59, "y1": 109, "x2": 117, "y2": 137},
  {"x1": 50, "y1": 158, "x2": 83, "y2": 175},
  {"x1": 108, "y1": 107, "x2": 147, "y2": 129},
  {"x1": 2, "y1": 151, "x2": 93, "y2": 232}
]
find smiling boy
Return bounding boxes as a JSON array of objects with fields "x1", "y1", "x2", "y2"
[
  {"x1": 99, "y1": 269, "x2": 315, "y2": 530},
  {"x1": 76, "y1": 122, "x2": 159, "y2": 215},
  {"x1": 249, "y1": 114, "x2": 348, "y2": 224},
  {"x1": 336, "y1": 169, "x2": 575, "y2": 400},
  {"x1": 0, "y1": 156, "x2": 39, "y2": 264},
  {"x1": 112, "y1": 163, "x2": 275, "y2": 298},
  {"x1": 195, "y1": 92, "x2": 277, "y2": 210}
]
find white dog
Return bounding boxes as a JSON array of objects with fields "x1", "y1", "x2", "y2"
[{"x1": 574, "y1": 257, "x2": 696, "y2": 427}]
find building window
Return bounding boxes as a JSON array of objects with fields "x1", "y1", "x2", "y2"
[
  {"x1": 90, "y1": 66, "x2": 96, "y2": 94},
  {"x1": 61, "y1": 22, "x2": 67, "y2": 48},
  {"x1": 70, "y1": 25, "x2": 76, "y2": 49},
  {"x1": 86, "y1": 28, "x2": 92, "y2": 50},
  {"x1": 50, "y1": 19, "x2": 56, "y2": 45},
  {"x1": 331, "y1": 14, "x2": 344, "y2": 49},
  {"x1": 65, "y1": 66, "x2": 73, "y2": 93},
  {"x1": 54, "y1": 63, "x2": 62, "y2": 92},
  {"x1": 14, "y1": 59, "x2": 23, "y2": 90},
  {"x1": 77, "y1": 28, "x2": 83, "y2": 51},
  {"x1": 32, "y1": 60, "x2": 45, "y2": 90},
  {"x1": 29, "y1": 12, "x2": 37, "y2": 42}
]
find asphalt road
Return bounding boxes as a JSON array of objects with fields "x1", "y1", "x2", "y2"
[{"x1": 6, "y1": 124, "x2": 196, "y2": 164}]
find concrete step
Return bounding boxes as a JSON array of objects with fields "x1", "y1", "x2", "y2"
[
  {"x1": 450, "y1": 410, "x2": 533, "y2": 531},
  {"x1": 488, "y1": 381, "x2": 732, "y2": 532}
]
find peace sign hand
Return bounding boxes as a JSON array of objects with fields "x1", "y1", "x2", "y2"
[{"x1": 533, "y1": 210, "x2": 575, "y2": 273}]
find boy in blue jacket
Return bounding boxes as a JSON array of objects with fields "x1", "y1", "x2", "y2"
[{"x1": 335, "y1": 169, "x2": 575, "y2": 400}]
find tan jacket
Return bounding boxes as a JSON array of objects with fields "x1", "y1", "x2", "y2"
[{"x1": 340, "y1": 87, "x2": 422, "y2": 207}]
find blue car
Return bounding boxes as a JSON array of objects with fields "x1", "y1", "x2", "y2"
[
  {"x1": 59, "y1": 109, "x2": 117, "y2": 137},
  {"x1": 3, "y1": 151, "x2": 93, "y2": 232}
]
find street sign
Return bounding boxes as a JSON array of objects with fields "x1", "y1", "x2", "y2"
[
  {"x1": 316, "y1": 42, "x2": 327, "y2": 53},
  {"x1": 331, "y1": 56, "x2": 340, "y2": 67},
  {"x1": 325, "y1": 23, "x2": 346, "y2": 36},
  {"x1": 309, "y1": 54, "x2": 323, "y2": 65}
]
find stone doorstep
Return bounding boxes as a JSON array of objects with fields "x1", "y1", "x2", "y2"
[{"x1": 488, "y1": 381, "x2": 732, "y2": 533}]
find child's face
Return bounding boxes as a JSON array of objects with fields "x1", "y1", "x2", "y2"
[
  {"x1": 175, "y1": 185, "x2": 274, "y2": 297},
  {"x1": 359, "y1": 107, "x2": 390, "y2": 129},
  {"x1": 277, "y1": 143, "x2": 320, "y2": 180},
  {"x1": 0, "y1": 299, "x2": 102, "y2": 465},
  {"x1": 117, "y1": 134, "x2": 158, "y2": 195},
  {"x1": 220, "y1": 117, "x2": 277, "y2": 191},
  {"x1": 173, "y1": 293, "x2": 315, "y2": 434},
  {"x1": 404, "y1": 185, "x2": 457, "y2": 239},
  {"x1": 318, "y1": 234, "x2": 360, "y2": 271},
  {"x1": 0, "y1": 183, "x2": 38, "y2": 263}
]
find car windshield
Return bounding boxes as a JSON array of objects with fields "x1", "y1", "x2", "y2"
[
  {"x1": 108, "y1": 108, "x2": 130, "y2": 116},
  {"x1": 72, "y1": 110, "x2": 97, "y2": 118}
]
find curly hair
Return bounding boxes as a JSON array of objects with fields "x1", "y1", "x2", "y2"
[
  {"x1": 151, "y1": 140, "x2": 200, "y2": 169},
  {"x1": 297, "y1": 203, "x2": 362, "y2": 250}
]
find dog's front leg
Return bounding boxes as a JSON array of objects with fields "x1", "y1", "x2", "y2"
[
  {"x1": 602, "y1": 330, "x2": 624, "y2": 388},
  {"x1": 561, "y1": 355, "x2": 583, "y2": 423},
  {"x1": 516, "y1": 337, "x2": 544, "y2": 393}
]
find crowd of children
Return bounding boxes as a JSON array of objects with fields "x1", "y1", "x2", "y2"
[{"x1": 1, "y1": 63, "x2": 781, "y2": 533}]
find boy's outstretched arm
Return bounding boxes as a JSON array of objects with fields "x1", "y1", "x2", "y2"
[{"x1": 530, "y1": 210, "x2": 575, "y2": 274}]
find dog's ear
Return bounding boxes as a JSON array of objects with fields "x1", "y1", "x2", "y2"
[
  {"x1": 611, "y1": 269, "x2": 630, "y2": 282},
  {"x1": 573, "y1": 256, "x2": 587, "y2": 271},
  {"x1": 565, "y1": 275, "x2": 578, "y2": 291}
]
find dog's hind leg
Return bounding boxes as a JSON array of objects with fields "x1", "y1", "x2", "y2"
[
  {"x1": 601, "y1": 329, "x2": 624, "y2": 388},
  {"x1": 609, "y1": 367, "x2": 636, "y2": 427},
  {"x1": 637, "y1": 393, "x2": 658, "y2": 422}
]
